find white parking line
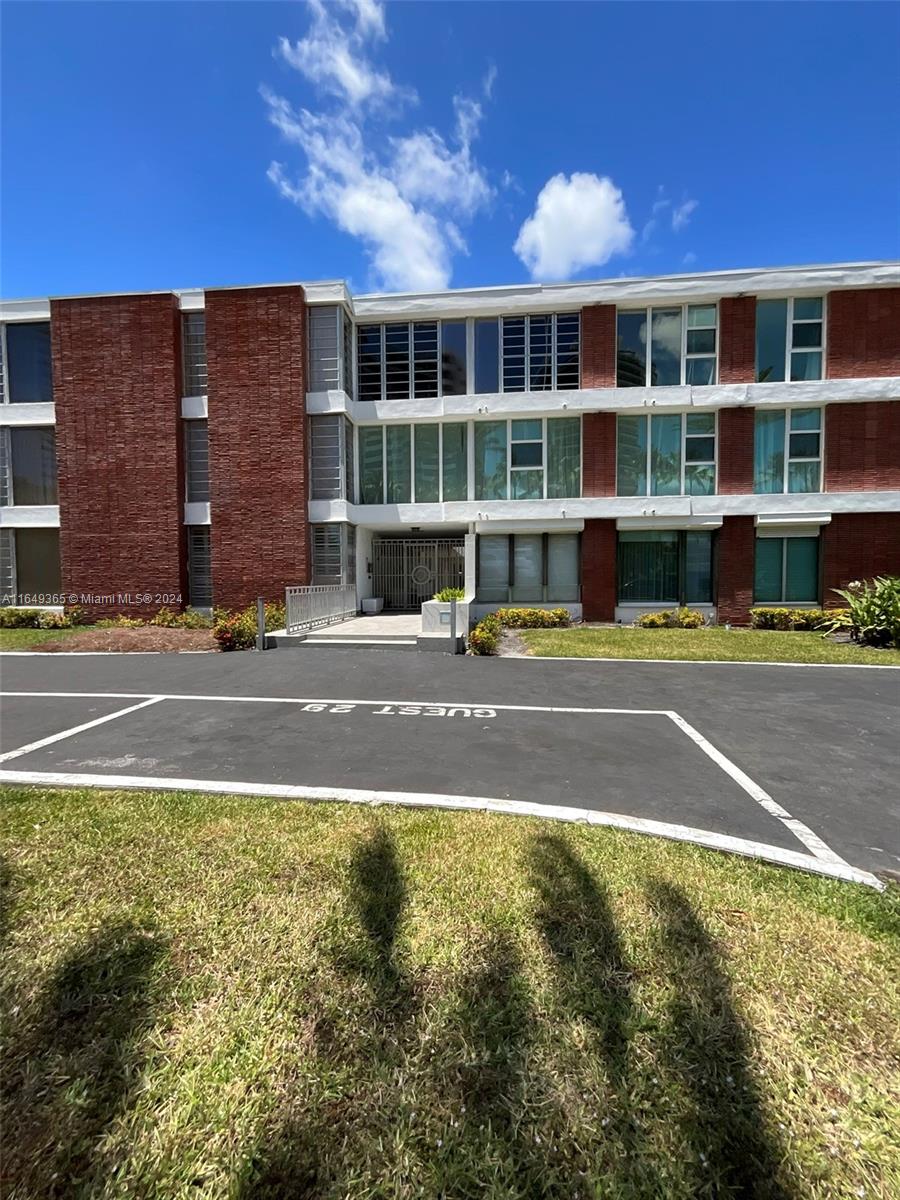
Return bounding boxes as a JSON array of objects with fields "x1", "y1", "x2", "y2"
[{"x1": 0, "y1": 697, "x2": 164, "y2": 764}]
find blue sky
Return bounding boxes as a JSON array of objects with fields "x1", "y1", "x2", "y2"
[{"x1": 2, "y1": 1, "x2": 899, "y2": 298}]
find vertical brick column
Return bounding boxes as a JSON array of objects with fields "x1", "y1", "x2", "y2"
[
  {"x1": 717, "y1": 408, "x2": 755, "y2": 494},
  {"x1": 824, "y1": 401, "x2": 900, "y2": 491},
  {"x1": 206, "y1": 285, "x2": 309, "y2": 609},
  {"x1": 581, "y1": 518, "x2": 616, "y2": 621},
  {"x1": 718, "y1": 296, "x2": 756, "y2": 383},
  {"x1": 51, "y1": 293, "x2": 186, "y2": 618},
  {"x1": 582, "y1": 412, "x2": 616, "y2": 496},
  {"x1": 581, "y1": 305, "x2": 617, "y2": 388},
  {"x1": 822, "y1": 514, "x2": 900, "y2": 606},
  {"x1": 827, "y1": 289, "x2": 900, "y2": 378},
  {"x1": 716, "y1": 516, "x2": 755, "y2": 625}
]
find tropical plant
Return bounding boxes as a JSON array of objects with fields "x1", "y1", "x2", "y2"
[
  {"x1": 824, "y1": 576, "x2": 900, "y2": 648},
  {"x1": 432, "y1": 586, "x2": 465, "y2": 602}
]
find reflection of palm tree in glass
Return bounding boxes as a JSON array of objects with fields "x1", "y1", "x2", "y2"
[{"x1": 651, "y1": 447, "x2": 682, "y2": 494}]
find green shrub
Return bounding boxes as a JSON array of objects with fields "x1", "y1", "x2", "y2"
[
  {"x1": 494, "y1": 607, "x2": 571, "y2": 629},
  {"x1": 749, "y1": 607, "x2": 831, "y2": 631},
  {"x1": 264, "y1": 602, "x2": 286, "y2": 632},
  {"x1": 95, "y1": 615, "x2": 146, "y2": 629},
  {"x1": 150, "y1": 606, "x2": 179, "y2": 627},
  {"x1": 826, "y1": 576, "x2": 900, "y2": 648},
  {"x1": 467, "y1": 614, "x2": 501, "y2": 656},
  {"x1": 433, "y1": 586, "x2": 465, "y2": 602},
  {"x1": 634, "y1": 611, "x2": 672, "y2": 628},
  {"x1": 0, "y1": 608, "x2": 41, "y2": 629},
  {"x1": 35, "y1": 611, "x2": 74, "y2": 629},
  {"x1": 635, "y1": 608, "x2": 707, "y2": 629},
  {"x1": 675, "y1": 607, "x2": 705, "y2": 629},
  {"x1": 213, "y1": 609, "x2": 257, "y2": 652}
]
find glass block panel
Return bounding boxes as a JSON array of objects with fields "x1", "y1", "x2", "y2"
[
  {"x1": 616, "y1": 311, "x2": 647, "y2": 387},
  {"x1": 413, "y1": 424, "x2": 439, "y2": 503},
  {"x1": 650, "y1": 413, "x2": 682, "y2": 495},
  {"x1": 385, "y1": 424, "x2": 411, "y2": 502},
  {"x1": 359, "y1": 427, "x2": 384, "y2": 504},
  {"x1": 754, "y1": 538, "x2": 783, "y2": 603},
  {"x1": 785, "y1": 537, "x2": 819, "y2": 602},
  {"x1": 441, "y1": 423, "x2": 468, "y2": 501},
  {"x1": 616, "y1": 414, "x2": 647, "y2": 496},
  {"x1": 474, "y1": 421, "x2": 508, "y2": 500}
]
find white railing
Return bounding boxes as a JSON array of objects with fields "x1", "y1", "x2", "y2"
[{"x1": 285, "y1": 585, "x2": 357, "y2": 634}]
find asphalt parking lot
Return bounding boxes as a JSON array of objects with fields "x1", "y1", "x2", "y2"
[{"x1": 1, "y1": 649, "x2": 897, "y2": 886}]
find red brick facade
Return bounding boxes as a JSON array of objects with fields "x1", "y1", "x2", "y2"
[
  {"x1": 821, "y1": 513, "x2": 900, "y2": 606},
  {"x1": 824, "y1": 401, "x2": 900, "y2": 492},
  {"x1": 716, "y1": 516, "x2": 756, "y2": 625},
  {"x1": 51, "y1": 293, "x2": 186, "y2": 618},
  {"x1": 718, "y1": 296, "x2": 756, "y2": 384},
  {"x1": 582, "y1": 412, "x2": 617, "y2": 496},
  {"x1": 827, "y1": 288, "x2": 900, "y2": 379},
  {"x1": 716, "y1": 408, "x2": 755, "y2": 494},
  {"x1": 581, "y1": 519, "x2": 617, "y2": 621},
  {"x1": 206, "y1": 285, "x2": 310, "y2": 608},
  {"x1": 581, "y1": 305, "x2": 617, "y2": 388}
]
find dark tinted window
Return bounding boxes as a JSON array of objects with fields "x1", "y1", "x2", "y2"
[
  {"x1": 441, "y1": 322, "x2": 467, "y2": 395},
  {"x1": 10, "y1": 427, "x2": 57, "y2": 504},
  {"x1": 7, "y1": 323, "x2": 53, "y2": 403}
]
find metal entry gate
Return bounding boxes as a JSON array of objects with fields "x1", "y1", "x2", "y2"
[{"x1": 372, "y1": 537, "x2": 465, "y2": 611}]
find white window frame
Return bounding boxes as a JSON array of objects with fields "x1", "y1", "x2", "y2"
[
  {"x1": 617, "y1": 303, "x2": 719, "y2": 388},
  {"x1": 615, "y1": 411, "x2": 719, "y2": 497},
  {"x1": 782, "y1": 406, "x2": 823, "y2": 494},
  {"x1": 508, "y1": 418, "x2": 545, "y2": 499},
  {"x1": 356, "y1": 320, "x2": 470, "y2": 402},
  {"x1": 499, "y1": 312, "x2": 581, "y2": 394},
  {"x1": 786, "y1": 296, "x2": 825, "y2": 382}
]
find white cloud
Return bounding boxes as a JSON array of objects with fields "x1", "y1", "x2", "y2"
[
  {"x1": 672, "y1": 197, "x2": 698, "y2": 232},
  {"x1": 514, "y1": 172, "x2": 634, "y2": 281},
  {"x1": 483, "y1": 62, "x2": 497, "y2": 99},
  {"x1": 682, "y1": 250, "x2": 697, "y2": 266}
]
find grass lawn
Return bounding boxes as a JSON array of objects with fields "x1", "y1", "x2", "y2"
[
  {"x1": 0, "y1": 626, "x2": 86, "y2": 650},
  {"x1": 2, "y1": 787, "x2": 898, "y2": 1198},
  {"x1": 519, "y1": 626, "x2": 900, "y2": 665}
]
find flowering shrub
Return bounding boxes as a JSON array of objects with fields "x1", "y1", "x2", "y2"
[
  {"x1": 0, "y1": 608, "x2": 76, "y2": 629},
  {"x1": 634, "y1": 608, "x2": 706, "y2": 629},
  {"x1": 824, "y1": 576, "x2": 900, "y2": 648},
  {"x1": 95, "y1": 616, "x2": 146, "y2": 629},
  {"x1": 467, "y1": 614, "x2": 502, "y2": 655},
  {"x1": 494, "y1": 607, "x2": 570, "y2": 629},
  {"x1": 212, "y1": 601, "x2": 286, "y2": 651},
  {"x1": 635, "y1": 611, "x2": 671, "y2": 628},
  {"x1": 749, "y1": 607, "x2": 832, "y2": 631}
]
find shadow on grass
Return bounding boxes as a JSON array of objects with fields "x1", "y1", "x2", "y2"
[
  {"x1": 1, "y1": 920, "x2": 166, "y2": 1198},
  {"x1": 648, "y1": 879, "x2": 794, "y2": 1198}
]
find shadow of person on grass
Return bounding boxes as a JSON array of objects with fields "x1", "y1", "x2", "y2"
[
  {"x1": 1, "y1": 920, "x2": 166, "y2": 1199},
  {"x1": 647, "y1": 879, "x2": 795, "y2": 1199}
]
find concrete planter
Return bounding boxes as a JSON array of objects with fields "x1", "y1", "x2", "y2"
[
  {"x1": 361, "y1": 597, "x2": 384, "y2": 615},
  {"x1": 421, "y1": 599, "x2": 471, "y2": 634}
]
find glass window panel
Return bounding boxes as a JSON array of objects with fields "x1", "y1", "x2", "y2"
[
  {"x1": 685, "y1": 464, "x2": 715, "y2": 495},
  {"x1": 511, "y1": 534, "x2": 543, "y2": 603},
  {"x1": 182, "y1": 313, "x2": 208, "y2": 397},
  {"x1": 755, "y1": 299, "x2": 787, "y2": 382},
  {"x1": 685, "y1": 357, "x2": 715, "y2": 386},
  {"x1": 686, "y1": 328, "x2": 716, "y2": 355},
  {"x1": 555, "y1": 312, "x2": 580, "y2": 389},
  {"x1": 685, "y1": 435, "x2": 715, "y2": 463},
  {"x1": 501, "y1": 317, "x2": 526, "y2": 393},
  {"x1": 184, "y1": 420, "x2": 210, "y2": 503},
  {"x1": 617, "y1": 531, "x2": 678, "y2": 603},
  {"x1": 687, "y1": 304, "x2": 717, "y2": 328},
  {"x1": 6, "y1": 323, "x2": 53, "y2": 403},
  {"x1": 650, "y1": 308, "x2": 682, "y2": 386},
  {"x1": 15, "y1": 528, "x2": 61, "y2": 600},
  {"x1": 686, "y1": 412, "x2": 715, "y2": 435},
  {"x1": 441, "y1": 422, "x2": 468, "y2": 501},
  {"x1": 788, "y1": 460, "x2": 821, "y2": 493},
  {"x1": 441, "y1": 321, "x2": 467, "y2": 395},
  {"x1": 616, "y1": 311, "x2": 647, "y2": 387},
  {"x1": 384, "y1": 324, "x2": 411, "y2": 401},
  {"x1": 357, "y1": 325, "x2": 383, "y2": 401},
  {"x1": 791, "y1": 322, "x2": 821, "y2": 349},
  {"x1": 785, "y1": 537, "x2": 819, "y2": 602},
  {"x1": 413, "y1": 424, "x2": 439, "y2": 502},
  {"x1": 529, "y1": 315, "x2": 553, "y2": 391},
  {"x1": 474, "y1": 421, "x2": 508, "y2": 500},
  {"x1": 187, "y1": 526, "x2": 212, "y2": 607},
  {"x1": 790, "y1": 407, "x2": 820, "y2": 431},
  {"x1": 343, "y1": 416, "x2": 355, "y2": 504},
  {"x1": 788, "y1": 431, "x2": 820, "y2": 459},
  {"x1": 511, "y1": 469, "x2": 543, "y2": 499},
  {"x1": 616, "y1": 414, "x2": 647, "y2": 496},
  {"x1": 754, "y1": 538, "x2": 783, "y2": 603},
  {"x1": 10, "y1": 427, "x2": 57, "y2": 505},
  {"x1": 477, "y1": 535, "x2": 509, "y2": 603},
  {"x1": 358, "y1": 427, "x2": 384, "y2": 504},
  {"x1": 547, "y1": 533, "x2": 580, "y2": 602},
  {"x1": 790, "y1": 351, "x2": 822, "y2": 381},
  {"x1": 474, "y1": 318, "x2": 499, "y2": 394},
  {"x1": 685, "y1": 532, "x2": 713, "y2": 603},
  {"x1": 385, "y1": 424, "x2": 411, "y2": 502},
  {"x1": 547, "y1": 417, "x2": 581, "y2": 499},
  {"x1": 511, "y1": 442, "x2": 542, "y2": 468},
  {"x1": 793, "y1": 297, "x2": 822, "y2": 320},
  {"x1": 754, "y1": 409, "x2": 786, "y2": 494},
  {"x1": 650, "y1": 413, "x2": 682, "y2": 496},
  {"x1": 413, "y1": 322, "x2": 438, "y2": 399},
  {"x1": 511, "y1": 418, "x2": 542, "y2": 441}
]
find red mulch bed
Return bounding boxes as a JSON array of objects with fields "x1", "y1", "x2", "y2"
[{"x1": 37, "y1": 627, "x2": 218, "y2": 653}]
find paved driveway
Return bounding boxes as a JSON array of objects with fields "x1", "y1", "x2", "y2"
[{"x1": 1, "y1": 650, "x2": 897, "y2": 886}]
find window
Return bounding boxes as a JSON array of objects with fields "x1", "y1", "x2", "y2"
[
  {"x1": 500, "y1": 313, "x2": 581, "y2": 392},
  {"x1": 755, "y1": 298, "x2": 824, "y2": 383},
  {"x1": 182, "y1": 313, "x2": 207, "y2": 397},
  {"x1": 385, "y1": 425, "x2": 411, "y2": 502},
  {"x1": 310, "y1": 414, "x2": 355, "y2": 501},
  {"x1": 3, "y1": 528, "x2": 62, "y2": 604},
  {"x1": 754, "y1": 536, "x2": 819, "y2": 603},
  {"x1": 311, "y1": 523, "x2": 355, "y2": 586},
  {"x1": 753, "y1": 407, "x2": 821, "y2": 494},
  {"x1": 617, "y1": 530, "x2": 713, "y2": 605},
  {"x1": 616, "y1": 413, "x2": 716, "y2": 497},
  {"x1": 547, "y1": 417, "x2": 581, "y2": 499},
  {"x1": 184, "y1": 421, "x2": 209, "y2": 503},
  {"x1": 357, "y1": 423, "x2": 470, "y2": 504},
  {"x1": 308, "y1": 306, "x2": 354, "y2": 395},
  {"x1": 414, "y1": 424, "x2": 440, "y2": 502},
  {"x1": 476, "y1": 532, "x2": 580, "y2": 603},
  {"x1": 474, "y1": 421, "x2": 508, "y2": 500},
  {"x1": 441, "y1": 321, "x2": 467, "y2": 396},
  {"x1": 474, "y1": 318, "x2": 499, "y2": 393},
  {"x1": 616, "y1": 305, "x2": 717, "y2": 387},
  {"x1": 510, "y1": 419, "x2": 543, "y2": 499},
  {"x1": 5, "y1": 322, "x2": 53, "y2": 403},
  {"x1": 474, "y1": 417, "x2": 582, "y2": 501},
  {"x1": 357, "y1": 320, "x2": 469, "y2": 401},
  {"x1": 2, "y1": 426, "x2": 58, "y2": 505},
  {"x1": 187, "y1": 526, "x2": 212, "y2": 607},
  {"x1": 442, "y1": 423, "x2": 468, "y2": 501},
  {"x1": 0, "y1": 529, "x2": 13, "y2": 603},
  {"x1": 359, "y1": 426, "x2": 384, "y2": 504}
]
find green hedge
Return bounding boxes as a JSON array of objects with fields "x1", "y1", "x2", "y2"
[
  {"x1": 467, "y1": 607, "x2": 572, "y2": 655},
  {"x1": 0, "y1": 608, "x2": 76, "y2": 630},
  {"x1": 634, "y1": 608, "x2": 706, "y2": 629},
  {"x1": 749, "y1": 607, "x2": 834, "y2": 631},
  {"x1": 213, "y1": 602, "x2": 287, "y2": 652}
]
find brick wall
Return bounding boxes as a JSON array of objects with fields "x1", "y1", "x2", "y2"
[
  {"x1": 581, "y1": 305, "x2": 617, "y2": 388},
  {"x1": 822, "y1": 513, "x2": 900, "y2": 606},
  {"x1": 827, "y1": 288, "x2": 900, "y2": 378},
  {"x1": 824, "y1": 401, "x2": 900, "y2": 491},
  {"x1": 206, "y1": 285, "x2": 309, "y2": 609},
  {"x1": 718, "y1": 296, "x2": 756, "y2": 383},
  {"x1": 716, "y1": 516, "x2": 755, "y2": 625},
  {"x1": 51, "y1": 293, "x2": 186, "y2": 618},
  {"x1": 717, "y1": 407, "x2": 755, "y2": 494},
  {"x1": 581, "y1": 518, "x2": 617, "y2": 621},
  {"x1": 582, "y1": 412, "x2": 616, "y2": 496}
]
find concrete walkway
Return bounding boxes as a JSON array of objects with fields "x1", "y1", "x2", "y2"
[{"x1": 308, "y1": 613, "x2": 422, "y2": 638}]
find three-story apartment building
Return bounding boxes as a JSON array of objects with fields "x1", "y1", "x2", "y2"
[{"x1": 1, "y1": 261, "x2": 898, "y2": 623}]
